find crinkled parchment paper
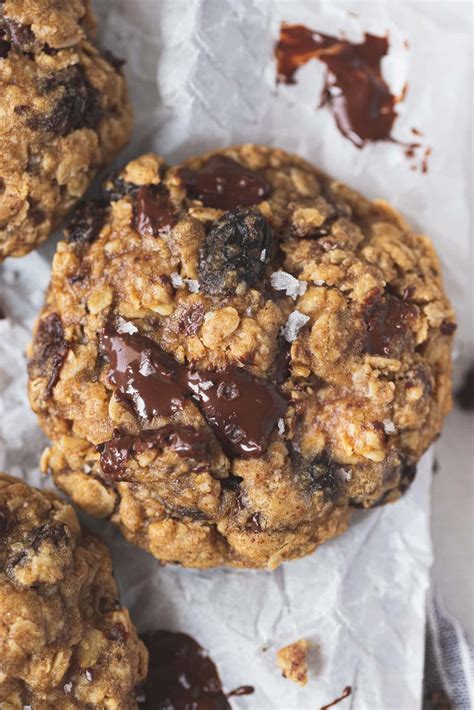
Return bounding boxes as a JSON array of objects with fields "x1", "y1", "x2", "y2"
[{"x1": 0, "y1": 1, "x2": 471, "y2": 708}]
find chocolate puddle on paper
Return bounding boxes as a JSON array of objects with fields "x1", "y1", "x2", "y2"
[
  {"x1": 275, "y1": 23, "x2": 430, "y2": 172},
  {"x1": 140, "y1": 630, "x2": 254, "y2": 709}
]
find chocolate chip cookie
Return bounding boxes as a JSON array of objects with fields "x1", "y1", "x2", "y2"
[
  {"x1": 0, "y1": 472, "x2": 147, "y2": 708},
  {"x1": 27, "y1": 145, "x2": 455, "y2": 569},
  {"x1": 0, "y1": 0, "x2": 132, "y2": 261}
]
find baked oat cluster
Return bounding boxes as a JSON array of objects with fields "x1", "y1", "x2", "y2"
[
  {"x1": 0, "y1": 473, "x2": 147, "y2": 709},
  {"x1": 0, "y1": 0, "x2": 132, "y2": 260},
  {"x1": 27, "y1": 144, "x2": 455, "y2": 569}
]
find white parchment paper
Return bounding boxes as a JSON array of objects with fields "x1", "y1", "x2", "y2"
[{"x1": 0, "y1": 2, "x2": 471, "y2": 708}]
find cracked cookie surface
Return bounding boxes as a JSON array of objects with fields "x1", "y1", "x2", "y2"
[
  {"x1": 0, "y1": 0, "x2": 132, "y2": 261},
  {"x1": 28, "y1": 144, "x2": 455, "y2": 569},
  {"x1": 0, "y1": 472, "x2": 147, "y2": 709}
]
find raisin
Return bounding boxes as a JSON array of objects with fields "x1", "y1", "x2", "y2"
[
  {"x1": 0, "y1": 31, "x2": 10, "y2": 58},
  {"x1": 0, "y1": 17, "x2": 36, "y2": 52},
  {"x1": 29, "y1": 313, "x2": 69, "y2": 397},
  {"x1": 64, "y1": 200, "x2": 106, "y2": 246},
  {"x1": 199, "y1": 207, "x2": 272, "y2": 295},
  {"x1": 107, "y1": 623, "x2": 129, "y2": 643},
  {"x1": 0, "y1": 505, "x2": 9, "y2": 536},
  {"x1": 102, "y1": 170, "x2": 139, "y2": 202},
  {"x1": 27, "y1": 66, "x2": 100, "y2": 136},
  {"x1": 307, "y1": 453, "x2": 345, "y2": 501}
]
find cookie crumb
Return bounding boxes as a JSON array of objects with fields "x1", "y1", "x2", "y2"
[{"x1": 276, "y1": 639, "x2": 310, "y2": 687}]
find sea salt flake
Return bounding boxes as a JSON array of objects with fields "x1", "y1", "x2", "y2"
[
  {"x1": 383, "y1": 418, "x2": 396, "y2": 434},
  {"x1": 281, "y1": 310, "x2": 310, "y2": 343},
  {"x1": 338, "y1": 468, "x2": 352, "y2": 481},
  {"x1": 170, "y1": 271, "x2": 184, "y2": 287},
  {"x1": 277, "y1": 418, "x2": 285, "y2": 434},
  {"x1": 116, "y1": 317, "x2": 138, "y2": 335},
  {"x1": 271, "y1": 271, "x2": 307, "y2": 300},
  {"x1": 260, "y1": 248, "x2": 267, "y2": 262},
  {"x1": 199, "y1": 380, "x2": 214, "y2": 390},
  {"x1": 185, "y1": 279, "x2": 200, "y2": 293},
  {"x1": 314, "y1": 279, "x2": 325, "y2": 286}
]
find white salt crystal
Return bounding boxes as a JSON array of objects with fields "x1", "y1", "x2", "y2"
[
  {"x1": 116, "y1": 317, "x2": 138, "y2": 335},
  {"x1": 282, "y1": 310, "x2": 310, "y2": 342},
  {"x1": 277, "y1": 418, "x2": 285, "y2": 434},
  {"x1": 383, "y1": 418, "x2": 396, "y2": 434},
  {"x1": 170, "y1": 271, "x2": 183, "y2": 287},
  {"x1": 185, "y1": 279, "x2": 200, "y2": 293},
  {"x1": 270, "y1": 270, "x2": 307, "y2": 300}
]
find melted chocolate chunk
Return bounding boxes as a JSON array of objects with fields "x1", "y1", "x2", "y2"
[
  {"x1": 455, "y1": 364, "x2": 474, "y2": 411},
  {"x1": 100, "y1": 327, "x2": 189, "y2": 419},
  {"x1": 273, "y1": 338, "x2": 291, "y2": 384},
  {"x1": 27, "y1": 66, "x2": 100, "y2": 135},
  {"x1": 364, "y1": 294, "x2": 417, "y2": 356},
  {"x1": 134, "y1": 185, "x2": 178, "y2": 237},
  {"x1": 199, "y1": 207, "x2": 273, "y2": 295},
  {"x1": 64, "y1": 200, "x2": 106, "y2": 246},
  {"x1": 29, "y1": 313, "x2": 70, "y2": 398},
  {"x1": 220, "y1": 474, "x2": 244, "y2": 492},
  {"x1": 178, "y1": 155, "x2": 271, "y2": 210},
  {"x1": 98, "y1": 424, "x2": 212, "y2": 478},
  {"x1": 187, "y1": 368, "x2": 287, "y2": 458},
  {"x1": 100, "y1": 327, "x2": 288, "y2": 460},
  {"x1": 275, "y1": 23, "x2": 397, "y2": 148},
  {"x1": 321, "y1": 686, "x2": 352, "y2": 710},
  {"x1": 141, "y1": 630, "x2": 231, "y2": 710}
]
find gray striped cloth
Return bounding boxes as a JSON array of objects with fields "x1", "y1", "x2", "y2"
[{"x1": 423, "y1": 590, "x2": 474, "y2": 709}]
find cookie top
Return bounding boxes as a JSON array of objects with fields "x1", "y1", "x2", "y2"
[
  {"x1": 0, "y1": 0, "x2": 131, "y2": 260},
  {"x1": 0, "y1": 473, "x2": 147, "y2": 709},
  {"x1": 28, "y1": 144, "x2": 455, "y2": 568}
]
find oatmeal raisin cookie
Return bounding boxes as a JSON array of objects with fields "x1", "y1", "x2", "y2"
[
  {"x1": 0, "y1": 0, "x2": 131, "y2": 260},
  {"x1": 0, "y1": 472, "x2": 147, "y2": 709},
  {"x1": 27, "y1": 145, "x2": 455, "y2": 568}
]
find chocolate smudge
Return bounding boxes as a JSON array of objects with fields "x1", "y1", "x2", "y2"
[
  {"x1": 140, "y1": 630, "x2": 237, "y2": 710},
  {"x1": 178, "y1": 155, "x2": 271, "y2": 210}
]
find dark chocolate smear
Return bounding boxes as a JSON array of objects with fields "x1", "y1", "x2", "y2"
[
  {"x1": 275, "y1": 23, "x2": 397, "y2": 148},
  {"x1": 455, "y1": 364, "x2": 474, "y2": 411},
  {"x1": 364, "y1": 294, "x2": 417, "y2": 356},
  {"x1": 140, "y1": 630, "x2": 231, "y2": 710},
  {"x1": 134, "y1": 185, "x2": 178, "y2": 237},
  {"x1": 178, "y1": 155, "x2": 271, "y2": 210},
  {"x1": 321, "y1": 686, "x2": 352, "y2": 710},
  {"x1": 98, "y1": 424, "x2": 212, "y2": 478},
  {"x1": 100, "y1": 327, "x2": 288, "y2": 459}
]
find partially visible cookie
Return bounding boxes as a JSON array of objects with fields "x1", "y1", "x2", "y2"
[
  {"x1": 28, "y1": 144, "x2": 455, "y2": 569},
  {"x1": 0, "y1": 472, "x2": 147, "y2": 709},
  {"x1": 0, "y1": 0, "x2": 131, "y2": 260}
]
